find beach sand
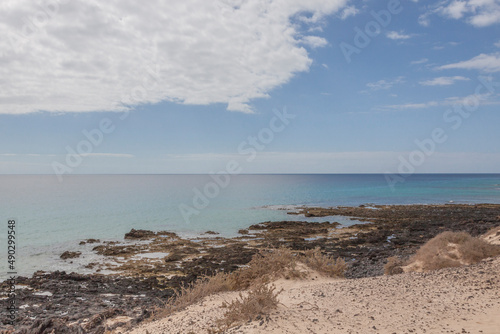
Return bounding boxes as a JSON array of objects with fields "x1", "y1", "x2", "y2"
[{"x1": 127, "y1": 255, "x2": 500, "y2": 334}]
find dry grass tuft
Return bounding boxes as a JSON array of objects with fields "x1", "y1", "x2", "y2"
[
  {"x1": 213, "y1": 283, "x2": 281, "y2": 333},
  {"x1": 301, "y1": 247, "x2": 347, "y2": 278},
  {"x1": 407, "y1": 231, "x2": 500, "y2": 272},
  {"x1": 384, "y1": 256, "x2": 405, "y2": 275},
  {"x1": 160, "y1": 271, "x2": 233, "y2": 317},
  {"x1": 159, "y1": 248, "x2": 301, "y2": 318},
  {"x1": 460, "y1": 236, "x2": 500, "y2": 263},
  {"x1": 158, "y1": 246, "x2": 347, "y2": 331},
  {"x1": 230, "y1": 247, "x2": 305, "y2": 289}
]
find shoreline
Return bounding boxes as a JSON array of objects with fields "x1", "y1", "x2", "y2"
[{"x1": 1, "y1": 203, "x2": 500, "y2": 333}]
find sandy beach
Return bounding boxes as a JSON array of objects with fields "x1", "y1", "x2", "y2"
[{"x1": 128, "y1": 255, "x2": 500, "y2": 334}]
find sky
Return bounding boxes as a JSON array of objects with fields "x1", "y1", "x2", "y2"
[{"x1": 1, "y1": 0, "x2": 500, "y2": 175}]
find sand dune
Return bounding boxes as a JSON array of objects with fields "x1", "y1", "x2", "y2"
[
  {"x1": 483, "y1": 226, "x2": 500, "y2": 245},
  {"x1": 127, "y1": 256, "x2": 500, "y2": 334}
]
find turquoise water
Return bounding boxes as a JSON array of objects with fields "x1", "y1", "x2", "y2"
[{"x1": 1, "y1": 174, "x2": 500, "y2": 278}]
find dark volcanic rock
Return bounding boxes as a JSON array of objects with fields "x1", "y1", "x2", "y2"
[
  {"x1": 60, "y1": 251, "x2": 81, "y2": 259},
  {"x1": 79, "y1": 238, "x2": 101, "y2": 245},
  {"x1": 0, "y1": 271, "x2": 177, "y2": 334},
  {"x1": 124, "y1": 229, "x2": 156, "y2": 239},
  {"x1": 124, "y1": 229, "x2": 178, "y2": 240}
]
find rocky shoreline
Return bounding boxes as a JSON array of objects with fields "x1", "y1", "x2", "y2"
[{"x1": 1, "y1": 204, "x2": 500, "y2": 333}]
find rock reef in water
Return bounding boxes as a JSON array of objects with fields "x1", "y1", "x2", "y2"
[{"x1": 59, "y1": 251, "x2": 81, "y2": 260}]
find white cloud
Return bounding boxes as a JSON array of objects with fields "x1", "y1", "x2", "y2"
[
  {"x1": 495, "y1": 40, "x2": 500, "y2": 47},
  {"x1": 469, "y1": 6, "x2": 500, "y2": 26},
  {"x1": 386, "y1": 31, "x2": 412, "y2": 40},
  {"x1": 438, "y1": 53, "x2": 500, "y2": 72},
  {"x1": 420, "y1": 76, "x2": 470, "y2": 86},
  {"x1": 365, "y1": 77, "x2": 405, "y2": 91},
  {"x1": 411, "y1": 58, "x2": 429, "y2": 65},
  {"x1": 340, "y1": 5, "x2": 359, "y2": 19},
  {"x1": 80, "y1": 153, "x2": 134, "y2": 158},
  {"x1": 422, "y1": 0, "x2": 500, "y2": 27},
  {"x1": 0, "y1": 153, "x2": 131, "y2": 158},
  {"x1": 0, "y1": 153, "x2": 56, "y2": 157},
  {"x1": 378, "y1": 92, "x2": 498, "y2": 110},
  {"x1": 441, "y1": 0, "x2": 468, "y2": 19},
  {"x1": 381, "y1": 101, "x2": 440, "y2": 110},
  {"x1": 0, "y1": 0, "x2": 348, "y2": 115},
  {"x1": 418, "y1": 13, "x2": 431, "y2": 26},
  {"x1": 300, "y1": 35, "x2": 328, "y2": 48}
]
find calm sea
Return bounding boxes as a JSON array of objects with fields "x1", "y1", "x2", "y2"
[{"x1": 1, "y1": 174, "x2": 500, "y2": 279}]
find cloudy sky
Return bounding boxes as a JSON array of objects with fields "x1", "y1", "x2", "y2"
[{"x1": 1, "y1": 0, "x2": 500, "y2": 174}]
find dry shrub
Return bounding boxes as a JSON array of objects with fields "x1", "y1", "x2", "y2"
[
  {"x1": 214, "y1": 284, "x2": 281, "y2": 332},
  {"x1": 384, "y1": 256, "x2": 405, "y2": 275},
  {"x1": 160, "y1": 248, "x2": 300, "y2": 318},
  {"x1": 230, "y1": 247, "x2": 304, "y2": 289},
  {"x1": 408, "y1": 231, "x2": 500, "y2": 272},
  {"x1": 160, "y1": 246, "x2": 347, "y2": 329},
  {"x1": 460, "y1": 237, "x2": 500, "y2": 263},
  {"x1": 301, "y1": 247, "x2": 347, "y2": 278},
  {"x1": 160, "y1": 271, "x2": 233, "y2": 317}
]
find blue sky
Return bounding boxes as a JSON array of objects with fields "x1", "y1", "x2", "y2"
[{"x1": 1, "y1": 0, "x2": 500, "y2": 175}]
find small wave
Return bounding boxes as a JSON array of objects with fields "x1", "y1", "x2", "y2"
[
  {"x1": 362, "y1": 206, "x2": 380, "y2": 210},
  {"x1": 258, "y1": 204, "x2": 304, "y2": 211},
  {"x1": 132, "y1": 252, "x2": 168, "y2": 260}
]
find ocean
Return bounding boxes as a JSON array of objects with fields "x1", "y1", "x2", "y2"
[{"x1": 1, "y1": 173, "x2": 500, "y2": 279}]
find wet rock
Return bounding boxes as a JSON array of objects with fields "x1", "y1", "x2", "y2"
[
  {"x1": 26, "y1": 317, "x2": 81, "y2": 334},
  {"x1": 164, "y1": 253, "x2": 184, "y2": 262},
  {"x1": 85, "y1": 262, "x2": 98, "y2": 269},
  {"x1": 92, "y1": 245, "x2": 138, "y2": 256},
  {"x1": 124, "y1": 229, "x2": 156, "y2": 239},
  {"x1": 80, "y1": 238, "x2": 101, "y2": 245},
  {"x1": 124, "y1": 229, "x2": 178, "y2": 240},
  {"x1": 156, "y1": 231, "x2": 179, "y2": 238},
  {"x1": 82, "y1": 308, "x2": 123, "y2": 331},
  {"x1": 248, "y1": 221, "x2": 339, "y2": 239},
  {"x1": 60, "y1": 251, "x2": 81, "y2": 260}
]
